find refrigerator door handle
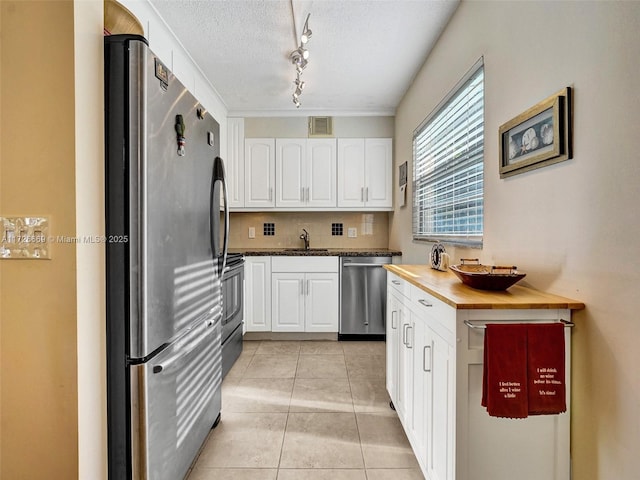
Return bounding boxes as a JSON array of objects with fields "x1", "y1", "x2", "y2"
[
  {"x1": 211, "y1": 157, "x2": 229, "y2": 276},
  {"x1": 152, "y1": 320, "x2": 214, "y2": 374},
  {"x1": 221, "y1": 165, "x2": 229, "y2": 275}
]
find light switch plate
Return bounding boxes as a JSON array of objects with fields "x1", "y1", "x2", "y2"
[
  {"x1": 1, "y1": 216, "x2": 51, "y2": 259},
  {"x1": 348, "y1": 227, "x2": 357, "y2": 238},
  {"x1": 248, "y1": 227, "x2": 255, "y2": 239}
]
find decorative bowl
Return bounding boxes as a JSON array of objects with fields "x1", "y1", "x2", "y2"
[{"x1": 449, "y1": 259, "x2": 526, "y2": 291}]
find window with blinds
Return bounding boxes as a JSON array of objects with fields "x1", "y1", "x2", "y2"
[{"x1": 413, "y1": 60, "x2": 484, "y2": 246}]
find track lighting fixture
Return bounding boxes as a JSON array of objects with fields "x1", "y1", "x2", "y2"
[{"x1": 289, "y1": 12, "x2": 311, "y2": 108}]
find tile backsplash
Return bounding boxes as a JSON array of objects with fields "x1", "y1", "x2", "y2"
[{"x1": 228, "y1": 212, "x2": 390, "y2": 249}]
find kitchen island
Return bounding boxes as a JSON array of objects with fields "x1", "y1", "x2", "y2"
[{"x1": 384, "y1": 265, "x2": 584, "y2": 480}]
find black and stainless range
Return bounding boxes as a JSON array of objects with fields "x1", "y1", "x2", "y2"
[{"x1": 221, "y1": 253, "x2": 244, "y2": 378}]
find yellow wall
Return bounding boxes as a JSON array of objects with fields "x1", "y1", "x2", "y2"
[
  {"x1": 391, "y1": 1, "x2": 640, "y2": 478},
  {"x1": 0, "y1": 1, "x2": 79, "y2": 477}
]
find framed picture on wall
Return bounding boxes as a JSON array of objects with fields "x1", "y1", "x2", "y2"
[
  {"x1": 398, "y1": 161, "x2": 408, "y2": 207},
  {"x1": 499, "y1": 87, "x2": 572, "y2": 178}
]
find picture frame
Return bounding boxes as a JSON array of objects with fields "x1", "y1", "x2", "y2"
[{"x1": 499, "y1": 87, "x2": 572, "y2": 178}]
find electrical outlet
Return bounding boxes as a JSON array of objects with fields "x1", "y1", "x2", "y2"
[
  {"x1": 347, "y1": 227, "x2": 357, "y2": 238},
  {"x1": 248, "y1": 227, "x2": 255, "y2": 239}
]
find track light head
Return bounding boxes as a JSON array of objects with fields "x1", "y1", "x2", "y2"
[
  {"x1": 295, "y1": 58, "x2": 308, "y2": 73},
  {"x1": 301, "y1": 14, "x2": 312, "y2": 44}
]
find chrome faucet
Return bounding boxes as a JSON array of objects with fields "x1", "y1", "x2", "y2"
[{"x1": 299, "y1": 229, "x2": 310, "y2": 250}]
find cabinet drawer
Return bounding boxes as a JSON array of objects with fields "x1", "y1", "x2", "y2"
[
  {"x1": 271, "y1": 256, "x2": 338, "y2": 273},
  {"x1": 388, "y1": 273, "x2": 411, "y2": 299},
  {"x1": 410, "y1": 285, "x2": 455, "y2": 337}
]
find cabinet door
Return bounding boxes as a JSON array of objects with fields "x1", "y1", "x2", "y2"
[
  {"x1": 245, "y1": 138, "x2": 275, "y2": 208},
  {"x1": 426, "y1": 327, "x2": 454, "y2": 480},
  {"x1": 244, "y1": 257, "x2": 271, "y2": 332},
  {"x1": 410, "y1": 315, "x2": 428, "y2": 471},
  {"x1": 276, "y1": 139, "x2": 306, "y2": 208},
  {"x1": 386, "y1": 292, "x2": 402, "y2": 404},
  {"x1": 364, "y1": 138, "x2": 392, "y2": 208},
  {"x1": 305, "y1": 272, "x2": 339, "y2": 332},
  {"x1": 307, "y1": 139, "x2": 337, "y2": 207},
  {"x1": 226, "y1": 118, "x2": 245, "y2": 208},
  {"x1": 397, "y1": 308, "x2": 414, "y2": 427},
  {"x1": 337, "y1": 138, "x2": 365, "y2": 207},
  {"x1": 271, "y1": 273, "x2": 305, "y2": 332}
]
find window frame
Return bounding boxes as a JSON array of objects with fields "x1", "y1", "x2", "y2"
[{"x1": 412, "y1": 58, "x2": 485, "y2": 248}]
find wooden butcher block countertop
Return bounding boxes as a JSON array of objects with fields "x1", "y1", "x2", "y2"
[{"x1": 384, "y1": 264, "x2": 585, "y2": 310}]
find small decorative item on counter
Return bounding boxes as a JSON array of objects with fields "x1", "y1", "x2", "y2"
[
  {"x1": 450, "y1": 258, "x2": 526, "y2": 290},
  {"x1": 429, "y1": 242, "x2": 450, "y2": 271}
]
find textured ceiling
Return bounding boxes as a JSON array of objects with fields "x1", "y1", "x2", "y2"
[{"x1": 150, "y1": 0, "x2": 459, "y2": 116}]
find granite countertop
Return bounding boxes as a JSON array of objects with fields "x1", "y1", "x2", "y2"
[
  {"x1": 385, "y1": 264, "x2": 585, "y2": 310},
  {"x1": 229, "y1": 248, "x2": 402, "y2": 257}
]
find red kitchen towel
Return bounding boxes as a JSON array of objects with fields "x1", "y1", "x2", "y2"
[
  {"x1": 481, "y1": 323, "x2": 529, "y2": 419},
  {"x1": 527, "y1": 323, "x2": 566, "y2": 415}
]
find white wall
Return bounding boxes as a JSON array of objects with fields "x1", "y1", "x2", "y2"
[
  {"x1": 244, "y1": 116, "x2": 395, "y2": 138},
  {"x1": 391, "y1": 2, "x2": 640, "y2": 478},
  {"x1": 75, "y1": 2, "x2": 107, "y2": 478}
]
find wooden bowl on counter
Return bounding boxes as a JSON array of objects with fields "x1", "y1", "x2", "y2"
[{"x1": 449, "y1": 259, "x2": 526, "y2": 291}]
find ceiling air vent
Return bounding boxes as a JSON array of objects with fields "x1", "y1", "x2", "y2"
[{"x1": 309, "y1": 116, "x2": 333, "y2": 137}]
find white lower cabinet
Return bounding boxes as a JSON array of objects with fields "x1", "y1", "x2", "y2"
[
  {"x1": 272, "y1": 273, "x2": 306, "y2": 332},
  {"x1": 386, "y1": 293, "x2": 402, "y2": 410},
  {"x1": 305, "y1": 273, "x2": 339, "y2": 332},
  {"x1": 271, "y1": 257, "x2": 339, "y2": 333},
  {"x1": 388, "y1": 284, "x2": 454, "y2": 478},
  {"x1": 244, "y1": 257, "x2": 271, "y2": 331},
  {"x1": 423, "y1": 324, "x2": 454, "y2": 480},
  {"x1": 386, "y1": 271, "x2": 574, "y2": 480}
]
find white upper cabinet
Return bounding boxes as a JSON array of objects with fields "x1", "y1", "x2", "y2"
[
  {"x1": 337, "y1": 139, "x2": 366, "y2": 207},
  {"x1": 244, "y1": 138, "x2": 275, "y2": 208},
  {"x1": 242, "y1": 135, "x2": 391, "y2": 211},
  {"x1": 275, "y1": 139, "x2": 306, "y2": 208},
  {"x1": 275, "y1": 138, "x2": 336, "y2": 208},
  {"x1": 364, "y1": 138, "x2": 393, "y2": 208},
  {"x1": 337, "y1": 138, "x2": 392, "y2": 209},
  {"x1": 306, "y1": 139, "x2": 337, "y2": 207},
  {"x1": 226, "y1": 118, "x2": 245, "y2": 208}
]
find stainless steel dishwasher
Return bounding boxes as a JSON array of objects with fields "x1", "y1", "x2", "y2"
[{"x1": 339, "y1": 256, "x2": 391, "y2": 339}]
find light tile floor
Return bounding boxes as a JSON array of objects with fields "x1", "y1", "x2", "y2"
[{"x1": 187, "y1": 340, "x2": 424, "y2": 480}]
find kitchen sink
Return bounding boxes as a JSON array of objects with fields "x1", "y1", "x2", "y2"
[{"x1": 283, "y1": 248, "x2": 329, "y2": 252}]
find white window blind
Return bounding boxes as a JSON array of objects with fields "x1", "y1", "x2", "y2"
[{"x1": 413, "y1": 60, "x2": 484, "y2": 246}]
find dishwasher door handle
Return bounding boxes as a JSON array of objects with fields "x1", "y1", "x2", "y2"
[{"x1": 343, "y1": 263, "x2": 386, "y2": 268}]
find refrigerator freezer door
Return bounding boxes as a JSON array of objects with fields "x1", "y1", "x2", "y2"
[
  {"x1": 127, "y1": 40, "x2": 222, "y2": 358},
  {"x1": 130, "y1": 317, "x2": 222, "y2": 480}
]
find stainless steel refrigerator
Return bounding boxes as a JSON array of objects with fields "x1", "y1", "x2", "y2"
[{"x1": 105, "y1": 34, "x2": 228, "y2": 480}]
